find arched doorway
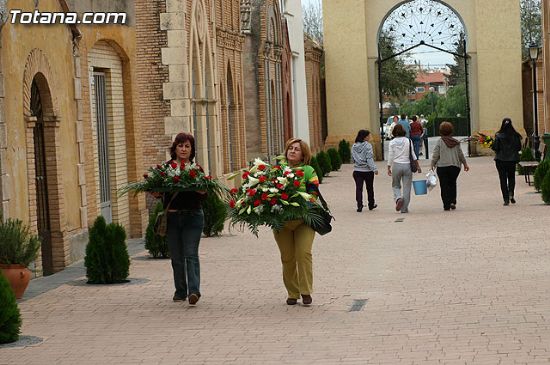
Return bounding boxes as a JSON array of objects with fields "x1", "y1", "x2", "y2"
[
  {"x1": 30, "y1": 76, "x2": 54, "y2": 275},
  {"x1": 377, "y1": 0, "x2": 470, "y2": 158}
]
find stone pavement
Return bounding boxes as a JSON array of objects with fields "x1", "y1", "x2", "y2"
[{"x1": 1, "y1": 156, "x2": 550, "y2": 364}]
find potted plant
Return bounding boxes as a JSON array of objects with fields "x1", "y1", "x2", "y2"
[{"x1": 0, "y1": 216, "x2": 41, "y2": 299}]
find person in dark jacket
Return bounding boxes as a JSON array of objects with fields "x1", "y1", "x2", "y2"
[
  {"x1": 352, "y1": 130, "x2": 378, "y2": 212},
  {"x1": 492, "y1": 118, "x2": 522, "y2": 205},
  {"x1": 151, "y1": 132, "x2": 207, "y2": 305}
]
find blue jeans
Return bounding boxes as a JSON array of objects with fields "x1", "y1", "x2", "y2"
[
  {"x1": 411, "y1": 135, "x2": 422, "y2": 158},
  {"x1": 166, "y1": 209, "x2": 204, "y2": 298}
]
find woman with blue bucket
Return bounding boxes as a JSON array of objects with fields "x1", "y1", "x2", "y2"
[
  {"x1": 387, "y1": 124, "x2": 422, "y2": 213},
  {"x1": 430, "y1": 121, "x2": 470, "y2": 211}
]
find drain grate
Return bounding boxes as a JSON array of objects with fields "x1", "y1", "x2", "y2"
[
  {"x1": 349, "y1": 299, "x2": 368, "y2": 312},
  {"x1": 394, "y1": 218, "x2": 405, "y2": 222}
]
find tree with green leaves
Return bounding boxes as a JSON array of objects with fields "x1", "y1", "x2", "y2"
[
  {"x1": 446, "y1": 32, "x2": 466, "y2": 87},
  {"x1": 521, "y1": 0, "x2": 542, "y2": 59},
  {"x1": 379, "y1": 32, "x2": 417, "y2": 99}
]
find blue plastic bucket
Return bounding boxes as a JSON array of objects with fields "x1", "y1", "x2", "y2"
[{"x1": 412, "y1": 180, "x2": 428, "y2": 195}]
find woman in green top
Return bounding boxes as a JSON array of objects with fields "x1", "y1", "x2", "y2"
[{"x1": 274, "y1": 138, "x2": 320, "y2": 306}]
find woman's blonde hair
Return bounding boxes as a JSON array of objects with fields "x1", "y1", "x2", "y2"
[{"x1": 284, "y1": 138, "x2": 312, "y2": 165}]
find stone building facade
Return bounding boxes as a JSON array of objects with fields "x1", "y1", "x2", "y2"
[
  {"x1": 304, "y1": 37, "x2": 324, "y2": 153},
  {"x1": 0, "y1": 0, "x2": 146, "y2": 275}
]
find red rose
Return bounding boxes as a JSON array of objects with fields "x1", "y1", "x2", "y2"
[
  {"x1": 276, "y1": 183, "x2": 284, "y2": 190},
  {"x1": 170, "y1": 161, "x2": 178, "y2": 169},
  {"x1": 173, "y1": 176, "x2": 180, "y2": 183},
  {"x1": 254, "y1": 199, "x2": 261, "y2": 207},
  {"x1": 242, "y1": 171, "x2": 250, "y2": 179},
  {"x1": 229, "y1": 199, "x2": 236, "y2": 208},
  {"x1": 143, "y1": 173, "x2": 149, "y2": 179},
  {"x1": 281, "y1": 193, "x2": 289, "y2": 200},
  {"x1": 156, "y1": 164, "x2": 162, "y2": 169},
  {"x1": 189, "y1": 170, "x2": 197, "y2": 179},
  {"x1": 295, "y1": 170, "x2": 304, "y2": 177},
  {"x1": 160, "y1": 172, "x2": 166, "y2": 177},
  {"x1": 205, "y1": 175, "x2": 212, "y2": 180},
  {"x1": 261, "y1": 193, "x2": 269, "y2": 201},
  {"x1": 293, "y1": 180, "x2": 301, "y2": 187},
  {"x1": 284, "y1": 171, "x2": 290, "y2": 176},
  {"x1": 273, "y1": 165, "x2": 281, "y2": 170},
  {"x1": 270, "y1": 198, "x2": 277, "y2": 205},
  {"x1": 258, "y1": 164, "x2": 266, "y2": 171},
  {"x1": 259, "y1": 176, "x2": 267, "y2": 183},
  {"x1": 230, "y1": 188, "x2": 238, "y2": 195},
  {"x1": 180, "y1": 161, "x2": 185, "y2": 169},
  {"x1": 247, "y1": 189, "x2": 256, "y2": 197}
]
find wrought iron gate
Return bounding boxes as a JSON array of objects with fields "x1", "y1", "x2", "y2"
[
  {"x1": 31, "y1": 80, "x2": 53, "y2": 275},
  {"x1": 93, "y1": 72, "x2": 112, "y2": 223}
]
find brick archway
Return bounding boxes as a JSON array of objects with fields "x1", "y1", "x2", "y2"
[{"x1": 22, "y1": 49, "x2": 67, "y2": 274}]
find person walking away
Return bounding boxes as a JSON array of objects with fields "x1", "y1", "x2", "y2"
[
  {"x1": 410, "y1": 115, "x2": 423, "y2": 159},
  {"x1": 430, "y1": 122, "x2": 470, "y2": 211},
  {"x1": 150, "y1": 132, "x2": 206, "y2": 306},
  {"x1": 398, "y1": 114, "x2": 411, "y2": 138},
  {"x1": 352, "y1": 130, "x2": 378, "y2": 212},
  {"x1": 273, "y1": 138, "x2": 320, "y2": 306},
  {"x1": 388, "y1": 115, "x2": 399, "y2": 140},
  {"x1": 491, "y1": 118, "x2": 522, "y2": 205},
  {"x1": 387, "y1": 124, "x2": 421, "y2": 213}
]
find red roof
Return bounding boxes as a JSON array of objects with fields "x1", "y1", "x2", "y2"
[{"x1": 416, "y1": 71, "x2": 447, "y2": 84}]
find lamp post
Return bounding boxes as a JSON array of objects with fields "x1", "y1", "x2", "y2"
[{"x1": 529, "y1": 43, "x2": 541, "y2": 160}]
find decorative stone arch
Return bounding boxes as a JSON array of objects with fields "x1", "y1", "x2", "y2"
[
  {"x1": 22, "y1": 48, "x2": 66, "y2": 274},
  {"x1": 323, "y1": 0, "x2": 523, "y2": 158},
  {"x1": 87, "y1": 38, "x2": 144, "y2": 236},
  {"x1": 189, "y1": 0, "x2": 219, "y2": 175}
]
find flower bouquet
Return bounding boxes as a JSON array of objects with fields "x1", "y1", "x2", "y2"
[
  {"x1": 228, "y1": 158, "x2": 326, "y2": 236},
  {"x1": 473, "y1": 132, "x2": 494, "y2": 149},
  {"x1": 118, "y1": 160, "x2": 228, "y2": 198}
]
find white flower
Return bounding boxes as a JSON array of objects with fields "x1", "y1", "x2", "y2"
[
  {"x1": 244, "y1": 176, "x2": 260, "y2": 188},
  {"x1": 297, "y1": 192, "x2": 313, "y2": 201},
  {"x1": 269, "y1": 188, "x2": 279, "y2": 193},
  {"x1": 253, "y1": 205, "x2": 264, "y2": 215},
  {"x1": 276, "y1": 177, "x2": 288, "y2": 185}
]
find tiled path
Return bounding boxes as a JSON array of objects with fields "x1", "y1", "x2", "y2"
[{"x1": 1, "y1": 156, "x2": 549, "y2": 364}]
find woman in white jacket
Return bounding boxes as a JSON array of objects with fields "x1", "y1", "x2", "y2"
[{"x1": 387, "y1": 124, "x2": 421, "y2": 213}]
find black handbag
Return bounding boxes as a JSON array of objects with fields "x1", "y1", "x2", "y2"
[
  {"x1": 309, "y1": 191, "x2": 334, "y2": 235},
  {"x1": 409, "y1": 138, "x2": 418, "y2": 173}
]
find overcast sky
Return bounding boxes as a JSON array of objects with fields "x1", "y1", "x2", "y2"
[{"x1": 301, "y1": 0, "x2": 456, "y2": 68}]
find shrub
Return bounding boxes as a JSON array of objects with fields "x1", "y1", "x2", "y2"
[
  {"x1": 0, "y1": 216, "x2": 40, "y2": 267},
  {"x1": 317, "y1": 151, "x2": 332, "y2": 176},
  {"x1": 517, "y1": 147, "x2": 535, "y2": 174},
  {"x1": 327, "y1": 148, "x2": 342, "y2": 171},
  {"x1": 309, "y1": 156, "x2": 323, "y2": 184},
  {"x1": 85, "y1": 216, "x2": 130, "y2": 284},
  {"x1": 0, "y1": 271, "x2": 21, "y2": 344},
  {"x1": 203, "y1": 193, "x2": 227, "y2": 237},
  {"x1": 534, "y1": 159, "x2": 550, "y2": 192},
  {"x1": 542, "y1": 169, "x2": 550, "y2": 204},
  {"x1": 145, "y1": 202, "x2": 170, "y2": 258},
  {"x1": 338, "y1": 139, "x2": 351, "y2": 164}
]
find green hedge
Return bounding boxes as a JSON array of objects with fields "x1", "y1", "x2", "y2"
[
  {"x1": 0, "y1": 271, "x2": 21, "y2": 344},
  {"x1": 85, "y1": 216, "x2": 130, "y2": 284},
  {"x1": 338, "y1": 139, "x2": 351, "y2": 164},
  {"x1": 316, "y1": 151, "x2": 332, "y2": 176},
  {"x1": 203, "y1": 193, "x2": 227, "y2": 237},
  {"x1": 327, "y1": 148, "x2": 342, "y2": 171},
  {"x1": 534, "y1": 159, "x2": 550, "y2": 192},
  {"x1": 145, "y1": 202, "x2": 170, "y2": 258},
  {"x1": 542, "y1": 168, "x2": 550, "y2": 204}
]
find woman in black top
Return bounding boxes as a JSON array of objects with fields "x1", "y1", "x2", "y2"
[
  {"x1": 492, "y1": 118, "x2": 522, "y2": 205},
  {"x1": 153, "y1": 132, "x2": 206, "y2": 305}
]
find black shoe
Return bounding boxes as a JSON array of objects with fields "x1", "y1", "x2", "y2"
[
  {"x1": 444, "y1": 207, "x2": 450, "y2": 211},
  {"x1": 368, "y1": 204, "x2": 377, "y2": 211},
  {"x1": 286, "y1": 298, "x2": 298, "y2": 305},
  {"x1": 510, "y1": 197, "x2": 516, "y2": 204},
  {"x1": 173, "y1": 294, "x2": 186, "y2": 302},
  {"x1": 395, "y1": 198, "x2": 404, "y2": 211},
  {"x1": 503, "y1": 200, "x2": 510, "y2": 206},
  {"x1": 188, "y1": 293, "x2": 200, "y2": 305},
  {"x1": 301, "y1": 294, "x2": 312, "y2": 306},
  {"x1": 450, "y1": 203, "x2": 456, "y2": 210},
  {"x1": 356, "y1": 205, "x2": 363, "y2": 212}
]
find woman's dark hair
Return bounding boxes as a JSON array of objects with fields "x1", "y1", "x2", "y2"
[
  {"x1": 392, "y1": 124, "x2": 406, "y2": 137},
  {"x1": 497, "y1": 117, "x2": 521, "y2": 138},
  {"x1": 170, "y1": 132, "x2": 196, "y2": 162},
  {"x1": 411, "y1": 115, "x2": 418, "y2": 122},
  {"x1": 439, "y1": 121, "x2": 454, "y2": 136},
  {"x1": 354, "y1": 129, "x2": 370, "y2": 143}
]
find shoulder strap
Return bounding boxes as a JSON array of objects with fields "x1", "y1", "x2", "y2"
[{"x1": 164, "y1": 192, "x2": 179, "y2": 212}]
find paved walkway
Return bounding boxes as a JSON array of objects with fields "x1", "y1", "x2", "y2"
[{"x1": 1, "y1": 156, "x2": 550, "y2": 364}]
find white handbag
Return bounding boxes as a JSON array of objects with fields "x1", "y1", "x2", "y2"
[{"x1": 426, "y1": 170, "x2": 437, "y2": 191}]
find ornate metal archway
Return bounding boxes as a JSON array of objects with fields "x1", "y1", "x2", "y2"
[{"x1": 377, "y1": 0, "x2": 471, "y2": 158}]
